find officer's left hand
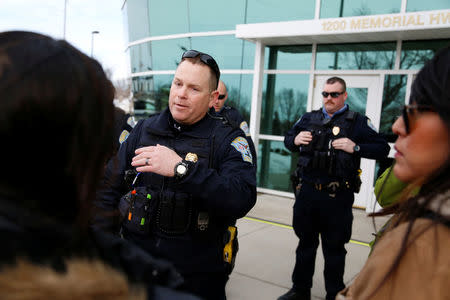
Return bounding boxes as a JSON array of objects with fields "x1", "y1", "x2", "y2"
[
  {"x1": 131, "y1": 144, "x2": 182, "y2": 177},
  {"x1": 332, "y1": 137, "x2": 356, "y2": 153}
]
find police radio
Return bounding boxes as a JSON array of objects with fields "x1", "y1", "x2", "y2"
[{"x1": 118, "y1": 172, "x2": 157, "y2": 235}]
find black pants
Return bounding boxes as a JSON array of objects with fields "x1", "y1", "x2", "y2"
[{"x1": 292, "y1": 183, "x2": 353, "y2": 300}]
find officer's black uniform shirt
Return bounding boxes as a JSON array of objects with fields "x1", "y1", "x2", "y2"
[
  {"x1": 96, "y1": 108, "x2": 256, "y2": 274},
  {"x1": 284, "y1": 105, "x2": 390, "y2": 183}
]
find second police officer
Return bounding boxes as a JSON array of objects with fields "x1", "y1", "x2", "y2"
[
  {"x1": 95, "y1": 50, "x2": 257, "y2": 300},
  {"x1": 280, "y1": 77, "x2": 390, "y2": 300}
]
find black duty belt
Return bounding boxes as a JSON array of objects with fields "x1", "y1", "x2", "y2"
[{"x1": 300, "y1": 178, "x2": 352, "y2": 197}]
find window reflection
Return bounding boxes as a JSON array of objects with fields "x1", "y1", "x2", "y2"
[
  {"x1": 380, "y1": 75, "x2": 406, "y2": 136},
  {"x1": 258, "y1": 140, "x2": 299, "y2": 192},
  {"x1": 132, "y1": 75, "x2": 173, "y2": 119},
  {"x1": 260, "y1": 74, "x2": 309, "y2": 136},
  {"x1": 401, "y1": 39, "x2": 450, "y2": 70},
  {"x1": 126, "y1": 0, "x2": 150, "y2": 42},
  {"x1": 406, "y1": 0, "x2": 449, "y2": 12},
  {"x1": 192, "y1": 36, "x2": 254, "y2": 70},
  {"x1": 320, "y1": 0, "x2": 401, "y2": 18},
  {"x1": 220, "y1": 74, "x2": 253, "y2": 122},
  {"x1": 130, "y1": 43, "x2": 153, "y2": 73},
  {"x1": 316, "y1": 42, "x2": 396, "y2": 70},
  {"x1": 149, "y1": 0, "x2": 189, "y2": 36},
  {"x1": 247, "y1": 0, "x2": 315, "y2": 23},
  {"x1": 188, "y1": 0, "x2": 246, "y2": 32},
  {"x1": 346, "y1": 88, "x2": 367, "y2": 116},
  {"x1": 264, "y1": 45, "x2": 312, "y2": 70}
]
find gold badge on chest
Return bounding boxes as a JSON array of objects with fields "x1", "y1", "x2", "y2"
[
  {"x1": 185, "y1": 152, "x2": 198, "y2": 163},
  {"x1": 332, "y1": 126, "x2": 340, "y2": 136}
]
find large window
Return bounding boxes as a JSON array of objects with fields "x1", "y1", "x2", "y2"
[
  {"x1": 246, "y1": 0, "x2": 315, "y2": 23},
  {"x1": 406, "y1": 0, "x2": 450, "y2": 12},
  {"x1": 257, "y1": 140, "x2": 299, "y2": 192},
  {"x1": 132, "y1": 74, "x2": 173, "y2": 118},
  {"x1": 219, "y1": 74, "x2": 253, "y2": 122},
  {"x1": 264, "y1": 45, "x2": 312, "y2": 70},
  {"x1": 320, "y1": 0, "x2": 401, "y2": 18},
  {"x1": 260, "y1": 74, "x2": 309, "y2": 136},
  {"x1": 401, "y1": 39, "x2": 450, "y2": 70},
  {"x1": 380, "y1": 75, "x2": 406, "y2": 137},
  {"x1": 191, "y1": 36, "x2": 255, "y2": 70},
  {"x1": 129, "y1": 37, "x2": 254, "y2": 72},
  {"x1": 126, "y1": 0, "x2": 150, "y2": 41},
  {"x1": 188, "y1": 0, "x2": 247, "y2": 32},
  {"x1": 316, "y1": 42, "x2": 397, "y2": 70}
]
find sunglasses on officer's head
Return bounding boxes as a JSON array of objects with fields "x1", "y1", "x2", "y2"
[
  {"x1": 181, "y1": 50, "x2": 220, "y2": 85},
  {"x1": 402, "y1": 104, "x2": 435, "y2": 134},
  {"x1": 322, "y1": 91, "x2": 345, "y2": 98}
]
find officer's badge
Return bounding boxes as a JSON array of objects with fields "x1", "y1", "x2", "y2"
[
  {"x1": 332, "y1": 126, "x2": 340, "y2": 136},
  {"x1": 185, "y1": 152, "x2": 198, "y2": 163},
  {"x1": 240, "y1": 121, "x2": 250, "y2": 136},
  {"x1": 231, "y1": 137, "x2": 252, "y2": 164},
  {"x1": 367, "y1": 118, "x2": 378, "y2": 132},
  {"x1": 119, "y1": 130, "x2": 130, "y2": 144}
]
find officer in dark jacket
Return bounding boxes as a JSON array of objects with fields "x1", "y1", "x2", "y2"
[
  {"x1": 213, "y1": 80, "x2": 251, "y2": 137},
  {"x1": 113, "y1": 106, "x2": 135, "y2": 153},
  {"x1": 280, "y1": 77, "x2": 389, "y2": 300},
  {"x1": 95, "y1": 50, "x2": 257, "y2": 300}
]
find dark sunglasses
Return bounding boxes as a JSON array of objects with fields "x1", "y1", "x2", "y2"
[
  {"x1": 402, "y1": 104, "x2": 435, "y2": 134},
  {"x1": 181, "y1": 50, "x2": 220, "y2": 85},
  {"x1": 322, "y1": 91, "x2": 345, "y2": 98},
  {"x1": 218, "y1": 94, "x2": 226, "y2": 100}
]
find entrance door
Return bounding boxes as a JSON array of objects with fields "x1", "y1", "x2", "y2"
[{"x1": 312, "y1": 75, "x2": 382, "y2": 209}]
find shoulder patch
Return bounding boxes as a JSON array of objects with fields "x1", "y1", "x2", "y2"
[
  {"x1": 367, "y1": 118, "x2": 378, "y2": 132},
  {"x1": 127, "y1": 116, "x2": 136, "y2": 128},
  {"x1": 239, "y1": 121, "x2": 250, "y2": 136},
  {"x1": 119, "y1": 130, "x2": 130, "y2": 144},
  {"x1": 231, "y1": 137, "x2": 253, "y2": 164}
]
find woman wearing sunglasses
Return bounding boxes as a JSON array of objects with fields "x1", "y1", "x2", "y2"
[{"x1": 337, "y1": 47, "x2": 450, "y2": 299}]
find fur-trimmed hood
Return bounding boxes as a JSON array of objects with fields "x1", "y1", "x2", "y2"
[{"x1": 0, "y1": 259, "x2": 146, "y2": 300}]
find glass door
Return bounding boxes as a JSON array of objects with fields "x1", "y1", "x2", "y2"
[{"x1": 313, "y1": 75, "x2": 382, "y2": 209}]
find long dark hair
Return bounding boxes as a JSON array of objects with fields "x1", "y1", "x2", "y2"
[
  {"x1": 0, "y1": 31, "x2": 115, "y2": 229},
  {"x1": 371, "y1": 46, "x2": 450, "y2": 292}
]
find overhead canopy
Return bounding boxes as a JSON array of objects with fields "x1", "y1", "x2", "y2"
[{"x1": 236, "y1": 10, "x2": 450, "y2": 45}]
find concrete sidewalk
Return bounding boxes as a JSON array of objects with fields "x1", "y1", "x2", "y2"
[{"x1": 226, "y1": 193, "x2": 389, "y2": 300}]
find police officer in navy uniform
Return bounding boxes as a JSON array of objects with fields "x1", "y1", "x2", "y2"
[
  {"x1": 113, "y1": 106, "x2": 135, "y2": 153},
  {"x1": 280, "y1": 77, "x2": 389, "y2": 300},
  {"x1": 95, "y1": 50, "x2": 257, "y2": 300},
  {"x1": 213, "y1": 80, "x2": 251, "y2": 137}
]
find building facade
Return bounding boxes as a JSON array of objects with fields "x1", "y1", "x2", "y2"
[{"x1": 121, "y1": 0, "x2": 450, "y2": 210}]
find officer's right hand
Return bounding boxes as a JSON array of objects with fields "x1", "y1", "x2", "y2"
[{"x1": 294, "y1": 131, "x2": 312, "y2": 146}]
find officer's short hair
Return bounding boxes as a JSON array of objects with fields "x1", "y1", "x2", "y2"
[
  {"x1": 326, "y1": 77, "x2": 346, "y2": 92},
  {"x1": 180, "y1": 56, "x2": 219, "y2": 92}
]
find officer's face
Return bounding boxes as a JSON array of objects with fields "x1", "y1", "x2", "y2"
[
  {"x1": 322, "y1": 82, "x2": 347, "y2": 116},
  {"x1": 169, "y1": 60, "x2": 218, "y2": 125},
  {"x1": 213, "y1": 81, "x2": 227, "y2": 112},
  {"x1": 392, "y1": 107, "x2": 449, "y2": 183}
]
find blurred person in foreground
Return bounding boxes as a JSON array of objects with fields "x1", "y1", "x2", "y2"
[
  {"x1": 337, "y1": 46, "x2": 450, "y2": 300},
  {"x1": 94, "y1": 50, "x2": 256, "y2": 300},
  {"x1": 0, "y1": 31, "x2": 199, "y2": 300}
]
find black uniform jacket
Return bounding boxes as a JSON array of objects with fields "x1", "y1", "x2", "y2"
[
  {"x1": 96, "y1": 108, "x2": 256, "y2": 274},
  {"x1": 284, "y1": 107, "x2": 390, "y2": 182}
]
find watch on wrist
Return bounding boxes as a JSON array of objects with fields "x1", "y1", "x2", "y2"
[
  {"x1": 353, "y1": 145, "x2": 361, "y2": 153},
  {"x1": 174, "y1": 160, "x2": 189, "y2": 178}
]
